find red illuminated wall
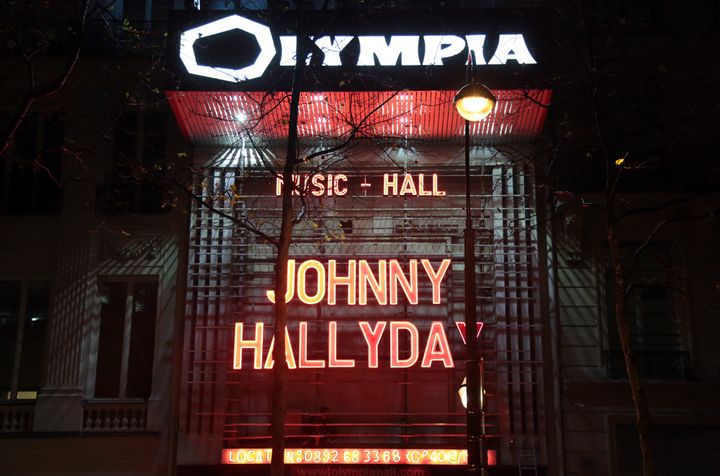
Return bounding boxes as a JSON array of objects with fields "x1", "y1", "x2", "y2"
[{"x1": 178, "y1": 146, "x2": 546, "y2": 466}]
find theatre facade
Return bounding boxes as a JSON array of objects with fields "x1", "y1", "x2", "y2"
[
  {"x1": 167, "y1": 7, "x2": 554, "y2": 475},
  {"x1": 5, "y1": 3, "x2": 720, "y2": 476}
]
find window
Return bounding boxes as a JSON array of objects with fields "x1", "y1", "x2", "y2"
[
  {"x1": 122, "y1": 0, "x2": 153, "y2": 22},
  {"x1": 95, "y1": 279, "x2": 158, "y2": 399},
  {"x1": 605, "y1": 243, "x2": 689, "y2": 379},
  {"x1": 0, "y1": 280, "x2": 50, "y2": 400},
  {"x1": 96, "y1": 109, "x2": 167, "y2": 214},
  {"x1": 0, "y1": 113, "x2": 63, "y2": 214}
]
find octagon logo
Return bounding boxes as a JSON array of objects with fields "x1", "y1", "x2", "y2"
[{"x1": 179, "y1": 15, "x2": 276, "y2": 82}]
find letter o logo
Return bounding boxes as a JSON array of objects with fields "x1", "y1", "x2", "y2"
[{"x1": 179, "y1": 15, "x2": 276, "y2": 82}]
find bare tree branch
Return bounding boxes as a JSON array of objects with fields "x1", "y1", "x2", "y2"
[{"x1": 0, "y1": 0, "x2": 91, "y2": 157}]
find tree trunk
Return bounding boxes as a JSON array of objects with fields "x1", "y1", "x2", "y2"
[
  {"x1": 270, "y1": 7, "x2": 305, "y2": 476},
  {"x1": 606, "y1": 213, "x2": 656, "y2": 476}
]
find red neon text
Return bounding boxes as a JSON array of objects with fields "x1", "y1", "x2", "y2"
[
  {"x1": 454, "y1": 321, "x2": 485, "y2": 345},
  {"x1": 233, "y1": 320, "x2": 458, "y2": 369},
  {"x1": 222, "y1": 448, "x2": 468, "y2": 465},
  {"x1": 266, "y1": 259, "x2": 451, "y2": 305},
  {"x1": 383, "y1": 174, "x2": 446, "y2": 196},
  {"x1": 276, "y1": 174, "x2": 348, "y2": 196}
]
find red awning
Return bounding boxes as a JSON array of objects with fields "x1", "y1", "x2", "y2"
[{"x1": 166, "y1": 89, "x2": 551, "y2": 147}]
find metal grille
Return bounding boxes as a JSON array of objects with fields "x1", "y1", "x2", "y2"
[{"x1": 180, "y1": 146, "x2": 546, "y2": 465}]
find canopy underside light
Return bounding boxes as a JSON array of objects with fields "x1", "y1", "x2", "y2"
[{"x1": 167, "y1": 89, "x2": 551, "y2": 147}]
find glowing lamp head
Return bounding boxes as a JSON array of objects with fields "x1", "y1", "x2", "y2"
[
  {"x1": 453, "y1": 83, "x2": 496, "y2": 122},
  {"x1": 458, "y1": 377, "x2": 484, "y2": 409},
  {"x1": 458, "y1": 377, "x2": 468, "y2": 409}
]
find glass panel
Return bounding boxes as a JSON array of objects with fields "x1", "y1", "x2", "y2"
[
  {"x1": 123, "y1": 0, "x2": 149, "y2": 22},
  {"x1": 4, "y1": 116, "x2": 36, "y2": 214},
  {"x1": 114, "y1": 110, "x2": 139, "y2": 180},
  {"x1": 605, "y1": 243, "x2": 686, "y2": 379},
  {"x1": 126, "y1": 281, "x2": 158, "y2": 398},
  {"x1": 35, "y1": 114, "x2": 64, "y2": 214},
  {"x1": 0, "y1": 281, "x2": 21, "y2": 398},
  {"x1": 0, "y1": 114, "x2": 62, "y2": 214},
  {"x1": 140, "y1": 111, "x2": 166, "y2": 212},
  {"x1": 606, "y1": 242, "x2": 676, "y2": 350},
  {"x1": 95, "y1": 282, "x2": 127, "y2": 398},
  {"x1": 18, "y1": 281, "x2": 50, "y2": 393},
  {"x1": 98, "y1": 110, "x2": 167, "y2": 214}
]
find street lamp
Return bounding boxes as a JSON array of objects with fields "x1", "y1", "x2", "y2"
[
  {"x1": 457, "y1": 357, "x2": 485, "y2": 412},
  {"x1": 454, "y1": 78, "x2": 495, "y2": 476},
  {"x1": 454, "y1": 83, "x2": 496, "y2": 122}
]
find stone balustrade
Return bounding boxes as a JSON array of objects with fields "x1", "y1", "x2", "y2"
[
  {"x1": 0, "y1": 404, "x2": 34, "y2": 432},
  {"x1": 83, "y1": 400, "x2": 147, "y2": 431}
]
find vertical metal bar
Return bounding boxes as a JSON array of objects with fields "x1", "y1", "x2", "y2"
[
  {"x1": 480, "y1": 355, "x2": 486, "y2": 441},
  {"x1": 465, "y1": 118, "x2": 485, "y2": 476}
]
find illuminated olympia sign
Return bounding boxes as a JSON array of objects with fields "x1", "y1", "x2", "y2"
[{"x1": 179, "y1": 14, "x2": 537, "y2": 82}]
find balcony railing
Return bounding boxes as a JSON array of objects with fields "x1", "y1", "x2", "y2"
[
  {"x1": 0, "y1": 404, "x2": 34, "y2": 433},
  {"x1": 83, "y1": 400, "x2": 147, "y2": 431}
]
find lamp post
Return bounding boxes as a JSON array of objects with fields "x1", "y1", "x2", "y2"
[{"x1": 454, "y1": 78, "x2": 496, "y2": 476}]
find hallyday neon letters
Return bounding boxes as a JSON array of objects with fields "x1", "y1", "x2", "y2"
[
  {"x1": 233, "y1": 321, "x2": 484, "y2": 370},
  {"x1": 233, "y1": 259, "x2": 484, "y2": 370},
  {"x1": 180, "y1": 14, "x2": 537, "y2": 82},
  {"x1": 234, "y1": 321, "x2": 455, "y2": 369}
]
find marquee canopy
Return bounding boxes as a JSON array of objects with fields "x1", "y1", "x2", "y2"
[{"x1": 166, "y1": 89, "x2": 551, "y2": 148}]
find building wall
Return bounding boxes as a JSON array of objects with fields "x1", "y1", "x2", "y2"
[
  {"x1": 551, "y1": 194, "x2": 720, "y2": 476},
  {"x1": 0, "y1": 49, "x2": 186, "y2": 474},
  {"x1": 3, "y1": 2, "x2": 717, "y2": 476}
]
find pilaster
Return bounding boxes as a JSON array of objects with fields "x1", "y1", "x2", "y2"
[{"x1": 34, "y1": 179, "x2": 95, "y2": 431}]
